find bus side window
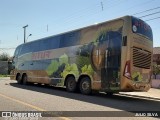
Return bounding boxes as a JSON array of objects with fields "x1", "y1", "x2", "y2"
[
  {"x1": 60, "y1": 31, "x2": 80, "y2": 48},
  {"x1": 50, "y1": 37, "x2": 60, "y2": 49},
  {"x1": 20, "y1": 44, "x2": 32, "y2": 55},
  {"x1": 122, "y1": 36, "x2": 127, "y2": 46}
]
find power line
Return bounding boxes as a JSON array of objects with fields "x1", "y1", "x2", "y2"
[
  {"x1": 13, "y1": 0, "x2": 159, "y2": 41},
  {"x1": 145, "y1": 16, "x2": 160, "y2": 21},
  {"x1": 139, "y1": 11, "x2": 160, "y2": 18},
  {"x1": 32, "y1": 0, "x2": 150, "y2": 36},
  {"x1": 47, "y1": 0, "x2": 124, "y2": 26},
  {"x1": 55, "y1": 0, "x2": 153, "y2": 28},
  {"x1": 133, "y1": 6, "x2": 160, "y2": 15},
  {"x1": 43, "y1": 0, "x2": 127, "y2": 33},
  {"x1": 116, "y1": 0, "x2": 154, "y2": 16}
]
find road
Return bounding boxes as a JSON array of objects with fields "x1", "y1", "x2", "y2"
[{"x1": 0, "y1": 77, "x2": 160, "y2": 120}]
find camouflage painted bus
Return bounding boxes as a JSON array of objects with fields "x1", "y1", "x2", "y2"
[{"x1": 10, "y1": 16, "x2": 153, "y2": 95}]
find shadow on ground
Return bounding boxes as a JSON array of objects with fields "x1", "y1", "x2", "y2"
[{"x1": 10, "y1": 82, "x2": 160, "y2": 113}]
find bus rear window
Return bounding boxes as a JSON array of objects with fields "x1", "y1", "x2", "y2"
[{"x1": 132, "y1": 16, "x2": 153, "y2": 40}]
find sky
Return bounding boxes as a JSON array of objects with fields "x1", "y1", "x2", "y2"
[{"x1": 0, "y1": 0, "x2": 160, "y2": 56}]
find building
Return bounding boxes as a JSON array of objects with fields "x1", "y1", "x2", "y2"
[
  {"x1": 153, "y1": 47, "x2": 160, "y2": 65},
  {"x1": 152, "y1": 47, "x2": 160, "y2": 88}
]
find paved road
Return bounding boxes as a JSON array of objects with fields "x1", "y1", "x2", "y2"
[{"x1": 0, "y1": 77, "x2": 159, "y2": 120}]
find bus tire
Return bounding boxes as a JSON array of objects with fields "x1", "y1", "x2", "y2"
[
  {"x1": 22, "y1": 74, "x2": 28, "y2": 85},
  {"x1": 106, "y1": 92, "x2": 114, "y2": 96},
  {"x1": 80, "y1": 77, "x2": 91, "y2": 95},
  {"x1": 66, "y1": 76, "x2": 77, "y2": 92},
  {"x1": 17, "y1": 74, "x2": 22, "y2": 84}
]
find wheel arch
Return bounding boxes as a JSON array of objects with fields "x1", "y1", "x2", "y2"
[{"x1": 16, "y1": 73, "x2": 21, "y2": 80}]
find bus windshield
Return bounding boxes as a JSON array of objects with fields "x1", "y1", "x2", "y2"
[{"x1": 132, "y1": 16, "x2": 153, "y2": 40}]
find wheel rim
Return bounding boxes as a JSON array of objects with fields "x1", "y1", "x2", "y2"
[
  {"x1": 82, "y1": 81, "x2": 90, "y2": 91},
  {"x1": 68, "y1": 80, "x2": 75, "y2": 90}
]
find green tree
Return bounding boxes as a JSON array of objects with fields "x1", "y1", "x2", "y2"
[
  {"x1": 153, "y1": 64, "x2": 160, "y2": 79},
  {"x1": 0, "y1": 52, "x2": 10, "y2": 61}
]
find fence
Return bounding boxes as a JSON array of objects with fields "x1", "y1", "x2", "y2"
[{"x1": 0, "y1": 61, "x2": 11, "y2": 75}]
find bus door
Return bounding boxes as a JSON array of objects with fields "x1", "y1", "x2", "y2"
[{"x1": 101, "y1": 31, "x2": 122, "y2": 91}]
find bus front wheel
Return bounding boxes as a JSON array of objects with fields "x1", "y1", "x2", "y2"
[
  {"x1": 79, "y1": 77, "x2": 91, "y2": 95},
  {"x1": 66, "y1": 76, "x2": 77, "y2": 92}
]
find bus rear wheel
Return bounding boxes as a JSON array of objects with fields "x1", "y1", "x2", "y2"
[
  {"x1": 66, "y1": 76, "x2": 77, "y2": 92},
  {"x1": 22, "y1": 74, "x2": 28, "y2": 85},
  {"x1": 79, "y1": 77, "x2": 91, "y2": 95}
]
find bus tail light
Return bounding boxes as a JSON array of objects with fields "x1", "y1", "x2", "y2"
[{"x1": 124, "y1": 60, "x2": 131, "y2": 79}]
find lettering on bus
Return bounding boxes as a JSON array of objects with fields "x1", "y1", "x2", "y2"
[
  {"x1": 134, "y1": 20, "x2": 151, "y2": 31},
  {"x1": 32, "y1": 51, "x2": 51, "y2": 60},
  {"x1": 132, "y1": 17, "x2": 153, "y2": 40}
]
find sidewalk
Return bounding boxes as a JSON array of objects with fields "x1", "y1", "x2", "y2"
[
  {"x1": 0, "y1": 77, "x2": 10, "y2": 80},
  {"x1": 120, "y1": 88, "x2": 160, "y2": 99}
]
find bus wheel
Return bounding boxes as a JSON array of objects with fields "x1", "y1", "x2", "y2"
[
  {"x1": 22, "y1": 74, "x2": 28, "y2": 85},
  {"x1": 66, "y1": 76, "x2": 77, "y2": 92},
  {"x1": 17, "y1": 74, "x2": 22, "y2": 84},
  {"x1": 80, "y1": 77, "x2": 91, "y2": 95}
]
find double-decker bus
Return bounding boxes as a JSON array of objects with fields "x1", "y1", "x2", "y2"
[{"x1": 10, "y1": 16, "x2": 153, "y2": 95}]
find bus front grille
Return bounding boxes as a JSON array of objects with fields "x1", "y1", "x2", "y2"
[{"x1": 133, "y1": 47, "x2": 151, "y2": 69}]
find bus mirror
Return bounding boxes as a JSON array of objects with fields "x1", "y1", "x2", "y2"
[
  {"x1": 10, "y1": 61, "x2": 15, "y2": 70},
  {"x1": 11, "y1": 65, "x2": 15, "y2": 70}
]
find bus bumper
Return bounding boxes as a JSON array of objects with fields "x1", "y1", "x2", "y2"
[
  {"x1": 132, "y1": 83, "x2": 151, "y2": 92},
  {"x1": 121, "y1": 78, "x2": 151, "y2": 92}
]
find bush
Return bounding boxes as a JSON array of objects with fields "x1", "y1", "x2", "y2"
[
  {"x1": 153, "y1": 64, "x2": 160, "y2": 79},
  {"x1": 0, "y1": 52, "x2": 10, "y2": 61}
]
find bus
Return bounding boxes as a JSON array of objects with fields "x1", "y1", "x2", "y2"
[{"x1": 10, "y1": 16, "x2": 153, "y2": 95}]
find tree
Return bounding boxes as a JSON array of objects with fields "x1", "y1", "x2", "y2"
[
  {"x1": 153, "y1": 64, "x2": 160, "y2": 79},
  {"x1": 0, "y1": 52, "x2": 10, "y2": 61}
]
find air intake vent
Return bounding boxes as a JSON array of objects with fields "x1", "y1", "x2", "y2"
[{"x1": 133, "y1": 47, "x2": 151, "y2": 69}]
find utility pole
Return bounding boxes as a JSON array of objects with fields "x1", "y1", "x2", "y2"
[
  {"x1": 23, "y1": 25, "x2": 28, "y2": 43},
  {"x1": 101, "y1": 1, "x2": 103, "y2": 11}
]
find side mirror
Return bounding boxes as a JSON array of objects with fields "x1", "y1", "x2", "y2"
[
  {"x1": 10, "y1": 62, "x2": 15, "y2": 70},
  {"x1": 11, "y1": 65, "x2": 15, "y2": 70}
]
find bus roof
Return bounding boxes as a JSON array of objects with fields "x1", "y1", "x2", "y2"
[{"x1": 18, "y1": 15, "x2": 131, "y2": 47}]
